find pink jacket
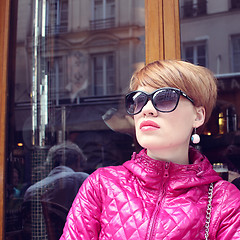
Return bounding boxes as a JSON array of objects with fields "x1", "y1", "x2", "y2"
[{"x1": 60, "y1": 147, "x2": 240, "y2": 239}]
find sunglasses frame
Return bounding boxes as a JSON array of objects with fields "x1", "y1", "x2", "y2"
[{"x1": 125, "y1": 87, "x2": 194, "y2": 115}]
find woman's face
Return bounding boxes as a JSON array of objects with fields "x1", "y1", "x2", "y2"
[{"x1": 133, "y1": 86, "x2": 205, "y2": 162}]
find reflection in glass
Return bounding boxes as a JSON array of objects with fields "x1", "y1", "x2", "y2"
[
  {"x1": 180, "y1": 0, "x2": 240, "y2": 183},
  {"x1": 181, "y1": 0, "x2": 207, "y2": 18},
  {"x1": 6, "y1": 0, "x2": 145, "y2": 239},
  {"x1": 232, "y1": 35, "x2": 240, "y2": 72},
  {"x1": 92, "y1": 53, "x2": 115, "y2": 96},
  {"x1": 183, "y1": 43, "x2": 206, "y2": 67}
]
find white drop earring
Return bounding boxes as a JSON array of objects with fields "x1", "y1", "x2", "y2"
[{"x1": 191, "y1": 128, "x2": 200, "y2": 144}]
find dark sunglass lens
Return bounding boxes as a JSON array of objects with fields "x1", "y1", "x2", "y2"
[
  {"x1": 126, "y1": 92, "x2": 147, "y2": 114},
  {"x1": 153, "y1": 89, "x2": 179, "y2": 112}
]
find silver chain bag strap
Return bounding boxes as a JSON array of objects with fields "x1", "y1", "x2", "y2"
[{"x1": 205, "y1": 182, "x2": 214, "y2": 240}]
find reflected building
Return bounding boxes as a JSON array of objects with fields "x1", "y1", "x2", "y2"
[
  {"x1": 13, "y1": 0, "x2": 145, "y2": 192},
  {"x1": 180, "y1": 0, "x2": 240, "y2": 74},
  {"x1": 180, "y1": 0, "x2": 240, "y2": 167},
  {"x1": 8, "y1": 1, "x2": 145, "y2": 239},
  {"x1": 15, "y1": 0, "x2": 145, "y2": 143}
]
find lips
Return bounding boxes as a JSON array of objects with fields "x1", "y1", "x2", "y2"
[{"x1": 140, "y1": 120, "x2": 160, "y2": 130}]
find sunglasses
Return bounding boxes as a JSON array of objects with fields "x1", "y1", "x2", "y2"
[{"x1": 125, "y1": 87, "x2": 194, "y2": 115}]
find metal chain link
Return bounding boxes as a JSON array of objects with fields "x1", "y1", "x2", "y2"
[{"x1": 205, "y1": 182, "x2": 214, "y2": 240}]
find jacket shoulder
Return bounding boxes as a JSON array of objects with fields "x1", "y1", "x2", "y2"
[
  {"x1": 210, "y1": 180, "x2": 240, "y2": 239},
  {"x1": 84, "y1": 164, "x2": 131, "y2": 188},
  {"x1": 213, "y1": 179, "x2": 240, "y2": 197},
  {"x1": 213, "y1": 179, "x2": 240, "y2": 207}
]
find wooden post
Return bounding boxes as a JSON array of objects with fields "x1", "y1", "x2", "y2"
[
  {"x1": 0, "y1": 0, "x2": 10, "y2": 238},
  {"x1": 145, "y1": 0, "x2": 181, "y2": 63}
]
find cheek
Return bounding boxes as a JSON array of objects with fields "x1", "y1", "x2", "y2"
[
  {"x1": 133, "y1": 116, "x2": 145, "y2": 142},
  {"x1": 133, "y1": 115, "x2": 139, "y2": 128},
  {"x1": 168, "y1": 111, "x2": 195, "y2": 135}
]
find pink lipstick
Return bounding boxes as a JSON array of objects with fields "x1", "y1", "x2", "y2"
[{"x1": 140, "y1": 120, "x2": 160, "y2": 131}]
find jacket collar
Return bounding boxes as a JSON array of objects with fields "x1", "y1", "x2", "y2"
[
  {"x1": 123, "y1": 147, "x2": 221, "y2": 190},
  {"x1": 48, "y1": 166, "x2": 74, "y2": 177}
]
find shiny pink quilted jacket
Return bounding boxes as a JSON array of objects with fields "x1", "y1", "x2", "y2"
[{"x1": 60, "y1": 147, "x2": 240, "y2": 239}]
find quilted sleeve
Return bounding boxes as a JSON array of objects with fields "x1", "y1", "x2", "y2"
[
  {"x1": 214, "y1": 182, "x2": 240, "y2": 240},
  {"x1": 60, "y1": 170, "x2": 102, "y2": 240}
]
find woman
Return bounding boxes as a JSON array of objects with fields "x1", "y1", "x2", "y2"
[{"x1": 60, "y1": 60, "x2": 240, "y2": 239}]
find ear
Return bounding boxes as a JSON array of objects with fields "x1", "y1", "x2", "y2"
[{"x1": 193, "y1": 106, "x2": 205, "y2": 128}]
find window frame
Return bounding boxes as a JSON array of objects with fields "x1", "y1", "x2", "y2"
[
  {"x1": 0, "y1": 0, "x2": 181, "y2": 238},
  {"x1": 0, "y1": 0, "x2": 10, "y2": 238},
  {"x1": 47, "y1": 56, "x2": 67, "y2": 104},
  {"x1": 231, "y1": 0, "x2": 240, "y2": 10},
  {"x1": 93, "y1": 0, "x2": 115, "y2": 20},
  {"x1": 231, "y1": 34, "x2": 240, "y2": 72},
  {"x1": 45, "y1": 0, "x2": 68, "y2": 34},
  {"x1": 90, "y1": 0, "x2": 115, "y2": 30},
  {"x1": 90, "y1": 52, "x2": 116, "y2": 96},
  {"x1": 181, "y1": 0, "x2": 207, "y2": 19},
  {"x1": 145, "y1": 0, "x2": 180, "y2": 63},
  {"x1": 182, "y1": 41, "x2": 208, "y2": 67}
]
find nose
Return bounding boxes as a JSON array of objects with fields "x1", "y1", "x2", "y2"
[{"x1": 141, "y1": 99, "x2": 158, "y2": 116}]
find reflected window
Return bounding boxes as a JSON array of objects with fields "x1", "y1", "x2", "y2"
[
  {"x1": 182, "y1": 42, "x2": 207, "y2": 67},
  {"x1": 231, "y1": 0, "x2": 240, "y2": 9},
  {"x1": 46, "y1": 0, "x2": 68, "y2": 34},
  {"x1": 90, "y1": 0, "x2": 115, "y2": 30},
  {"x1": 47, "y1": 57, "x2": 67, "y2": 104},
  {"x1": 91, "y1": 53, "x2": 116, "y2": 96},
  {"x1": 232, "y1": 35, "x2": 240, "y2": 72},
  {"x1": 181, "y1": 0, "x2": 207, "y2": 18},
  {"x1": 5, "y1": 0, "x2": 145, "y2": 238}
]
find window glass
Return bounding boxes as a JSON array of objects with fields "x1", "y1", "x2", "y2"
[
  {"x1": 94, "y1": 0, "x2": 103, "y2": 20},
  {"x1": 91, "y1": 53, "x2": 115, "y2": 96},
  {"x1": 182, "y1": 42, "x2": 206, "y2": 66},
  {"x1": 46, "y1": 0, "x2": 68, "y2": 34},
  {"x1": 182, "y1": 0, "x2": 207, "y2": 18},
  {"x1": 231, "y1": 0, "x2": 240, "y2": 9},
  {"x1": 5, "y1": 0, "x2": 145, "y2": 239},
  {"x1": 180, "y1": 0, "x2": 240, "y2": 183},
  {"x1": 92, "y1": 0, "x2": 115, "y2": 29},
  {"x1": 232, "y1": 35, "x2": 240, "y2": 72},
  {"x1": 106, "y1": 0, "x2": 115, "y2": 18}
]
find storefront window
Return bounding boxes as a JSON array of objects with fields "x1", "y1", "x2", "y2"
[
  {"x1": 5, "y1": 0, "x2": 145, "y2": 239},
  {"x1": 180, "y1": 0, "x2": 240, "y2": 182}
]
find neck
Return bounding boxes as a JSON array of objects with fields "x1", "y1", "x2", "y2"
[{"x1": 146, "y1": 144, "x2": 190, "y2": 165}]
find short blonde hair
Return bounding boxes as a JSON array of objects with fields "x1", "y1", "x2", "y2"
[{"x1": 129, "y1": 60, "x2": 217, "y2": 124}]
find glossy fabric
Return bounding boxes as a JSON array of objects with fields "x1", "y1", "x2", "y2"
[{"x1": 60, "y1": 147, "x2": 240, "y2": 239}]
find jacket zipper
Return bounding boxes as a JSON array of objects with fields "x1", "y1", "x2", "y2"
[{"x1": 146, "y1": 162, "x2": 170, "y2": 240}]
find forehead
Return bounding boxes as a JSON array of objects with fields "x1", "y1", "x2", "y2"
[{"x1": 136, "y1": 86, "x2": 159, "y2": 93}]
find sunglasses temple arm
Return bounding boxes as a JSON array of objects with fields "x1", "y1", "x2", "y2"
[{"x1": 181, "y1": 92, "x2": 194, "y2": 104}]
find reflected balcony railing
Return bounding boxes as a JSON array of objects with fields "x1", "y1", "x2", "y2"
[
  {"x1": 89, "y1": 17, "x2": 115, "y2": 30},
  {"x1": 45, "y1": 24, "x2": 68, "y2": 35},
  {"x1": 15, "y1": 94, "x2": 123, "y2": 108},
  {"x1": 182, "y1": 1, "x2": 207, "y2": 18}
]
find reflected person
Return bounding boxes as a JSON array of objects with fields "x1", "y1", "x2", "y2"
[
  {"x1": 24, "y1": 141, "x2": 89, "y2": 209},
  {"x1": 23, "y1": 141, "x2": 89, "y2": 239}
]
